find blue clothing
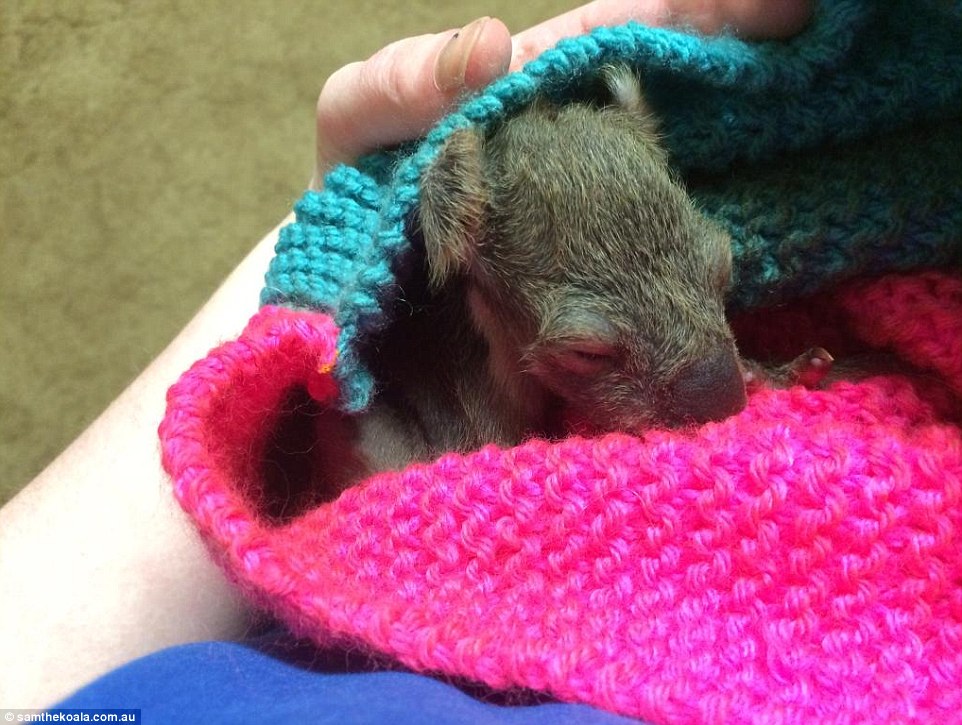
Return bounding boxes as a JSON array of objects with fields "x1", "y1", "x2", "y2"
[{"x1": 58, "y1": 636, "x2": 643, "y2": 724}]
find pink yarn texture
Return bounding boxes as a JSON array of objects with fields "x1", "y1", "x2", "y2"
[{"x1": 159, "y1": 272, "x2": 962, "y2": 724}]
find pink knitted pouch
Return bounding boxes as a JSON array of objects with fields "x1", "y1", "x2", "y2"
[{"x1": 159, "y1": 271, "x2": 961, "y2": 724}]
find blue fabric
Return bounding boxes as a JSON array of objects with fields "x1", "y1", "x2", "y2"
[{"x1": 57, "y1": 639, "x2": 643, "y2": 724}]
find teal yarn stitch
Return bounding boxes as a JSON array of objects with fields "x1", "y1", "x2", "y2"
[{"x1": 262, "y1": 0, "x2": 962, "y2": 411}]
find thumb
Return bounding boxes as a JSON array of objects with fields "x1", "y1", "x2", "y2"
[{"x1": 313, "y1": 17, "x2": 511, "y2": 185}]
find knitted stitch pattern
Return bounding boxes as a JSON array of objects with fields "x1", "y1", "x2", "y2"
[
  {"x1": 261, "y1": 0, "x2": 962, "y2": 410},
  {"x1": 159, "y1": 2, "x2": 962, "y2": 722},
  {"x1": 160, "y1": 272, "x2": 962, "y2": 723}
]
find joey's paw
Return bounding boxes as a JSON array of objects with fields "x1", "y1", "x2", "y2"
[
  {"x1": 783, "y1": 347, "x2": 834, "y2": 388},
  {"x1": 742, "y1": 347, "x2": 835, "y2": 391}
]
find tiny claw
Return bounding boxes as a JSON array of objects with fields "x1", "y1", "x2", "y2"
[{"x1": 788, "y1": 347, "x2": 835, "y2": 388}]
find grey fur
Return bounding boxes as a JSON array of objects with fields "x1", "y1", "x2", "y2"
[{"x1": 325, "y1": 68, "x2": 750, "y2": 494}]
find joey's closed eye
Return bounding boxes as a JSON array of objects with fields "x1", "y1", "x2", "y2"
[
  {"x1": 541, "y1": 340, "x2": 620, "y2": 376},
  {"x1": 533, "y1": 303, "x2": 621, "y2": 375}
]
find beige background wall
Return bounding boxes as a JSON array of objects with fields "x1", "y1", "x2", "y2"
[{"x1": 1, "y1": 1, "x2": 567, "y2": 503}]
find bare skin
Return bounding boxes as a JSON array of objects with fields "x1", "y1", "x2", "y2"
[{"x1": 0, "y1": 1, "x2": 812, "y2": 708}]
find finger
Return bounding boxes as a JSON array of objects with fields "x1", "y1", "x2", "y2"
[
  {"x1": 511, "y1": 0, "x2": 813, "y2": 70},
  {"x1": 697, "y1": 0, "x2": 814, "y2": 39},
  {"x1": 313, "y1": 17, "x2": 511, "y2": 184}
]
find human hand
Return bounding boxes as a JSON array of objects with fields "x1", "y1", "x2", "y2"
[{"x1": 312, "y1": 0, "x2": 813, "y2": 185}]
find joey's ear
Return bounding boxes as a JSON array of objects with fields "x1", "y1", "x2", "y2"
[
  {"x1": 601, "y1": 65, "x2": 661, "y2": 140},
  {"x1": 418, "y1": 127, "x2": 489, "y2": 288}
]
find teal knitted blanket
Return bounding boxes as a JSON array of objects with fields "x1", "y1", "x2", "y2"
[{"x1": 262, "y1": 0, "x2": 962, "y2": 412}]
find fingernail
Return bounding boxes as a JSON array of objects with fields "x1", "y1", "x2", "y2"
[{"x1": 434, "y1": 16, "x2": 489, "y2": 93}]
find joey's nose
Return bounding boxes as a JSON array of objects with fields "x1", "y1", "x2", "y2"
[{"x1": 669, "y1": 348, "x2": 747, "y2": 424}]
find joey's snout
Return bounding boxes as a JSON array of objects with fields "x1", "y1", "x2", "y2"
[
  {"x1": 665, "y1": 348, "x2": 747, "y2": 425},
  {"x1": 417, "y1": 65, "x2": 750, "y2": 448}
]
